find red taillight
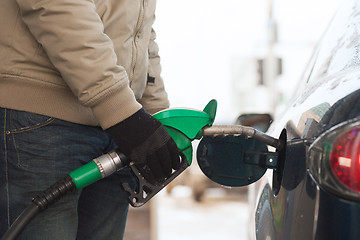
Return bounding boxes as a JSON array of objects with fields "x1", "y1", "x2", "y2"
[
  {"x1": 309, "y1": 118, "x2": 360, "y2": 200},
  {"x1": 330, "y1": 126, "x2": 360, "y2": 193}
]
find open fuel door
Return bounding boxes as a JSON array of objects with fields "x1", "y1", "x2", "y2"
[{"x1": 197, "y1": 134, "x2": 280, "y2": 187}]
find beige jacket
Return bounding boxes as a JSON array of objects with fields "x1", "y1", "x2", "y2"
[{"x1": 0, "y1": 0, "x2": 169, "y2": 129}]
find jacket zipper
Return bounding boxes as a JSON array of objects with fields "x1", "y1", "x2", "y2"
[{"x1": 129, "y1": 0, "x2": 145, "y2": 84}]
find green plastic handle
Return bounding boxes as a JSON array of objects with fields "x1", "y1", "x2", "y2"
[{"x1": 153, "y1": 99, "x2": 217, "y2": 165}]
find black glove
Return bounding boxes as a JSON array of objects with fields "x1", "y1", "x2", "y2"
[{"x1": 106, "y1": 108, "x2": 181, "y2": 184}]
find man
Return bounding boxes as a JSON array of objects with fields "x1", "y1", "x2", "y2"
[{"x1": 0, "y1": 0, "x2": 180, "y2": 239}]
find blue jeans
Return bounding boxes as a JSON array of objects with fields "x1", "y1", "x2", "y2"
[{"x1": 0, "y1": 108, "x2": 135, "y2": 239}]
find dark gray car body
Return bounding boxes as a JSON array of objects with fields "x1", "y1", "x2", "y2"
[{"x1": 249, "y1": 0, "x2": 360, "y2": 239}]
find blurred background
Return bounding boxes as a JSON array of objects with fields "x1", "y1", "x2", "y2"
[{"x1": 124, "y1": 0, "x2": 341, "y2": 239}]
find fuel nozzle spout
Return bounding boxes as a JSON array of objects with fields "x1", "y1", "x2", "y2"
[{"x1": 202, "y1": 125, "x2": 284, "y2": 150}]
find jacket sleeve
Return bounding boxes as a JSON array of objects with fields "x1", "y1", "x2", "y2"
[
  {"x1": 139, "y1": 28, "x2": 170, "y2": 114},
  {"x1": 15, "y1": 0, "x2": 141, "y2": 129}
]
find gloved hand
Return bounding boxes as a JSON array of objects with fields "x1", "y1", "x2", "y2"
[{"x1": 106, "y1": 108, "x2": 181, "y2": 184}]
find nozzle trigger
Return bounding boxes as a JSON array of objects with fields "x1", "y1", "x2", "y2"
[{"x1": 122, "y1": 156, "x2": 189, "y2": 207}]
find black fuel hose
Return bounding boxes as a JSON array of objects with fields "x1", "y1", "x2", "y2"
[
  {"x1": 1, "y1": 204, "x2": 40, "y2": 240},
  {"x1": 2, "y1": 151, "x2": 127, "y2": 240},
  {"x1": 2, "y1": 175, "x2": 76, "y2": 240}
]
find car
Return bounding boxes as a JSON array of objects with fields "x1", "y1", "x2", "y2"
[{"x1": 196, "y1": 0, "x2": 360, "y2": 239}]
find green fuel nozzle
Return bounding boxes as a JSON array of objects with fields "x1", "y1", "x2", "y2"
[
  {"x1": 67, "y1": 99, "x2": 217, "y2": 190},
  {"x1": 66, "y1": 99, "x2": 218, "y2": 207}
]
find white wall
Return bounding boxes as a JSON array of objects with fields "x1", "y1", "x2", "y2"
[{"x1": 154, "y1": 0, "x2": 341, "y2": 123}]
